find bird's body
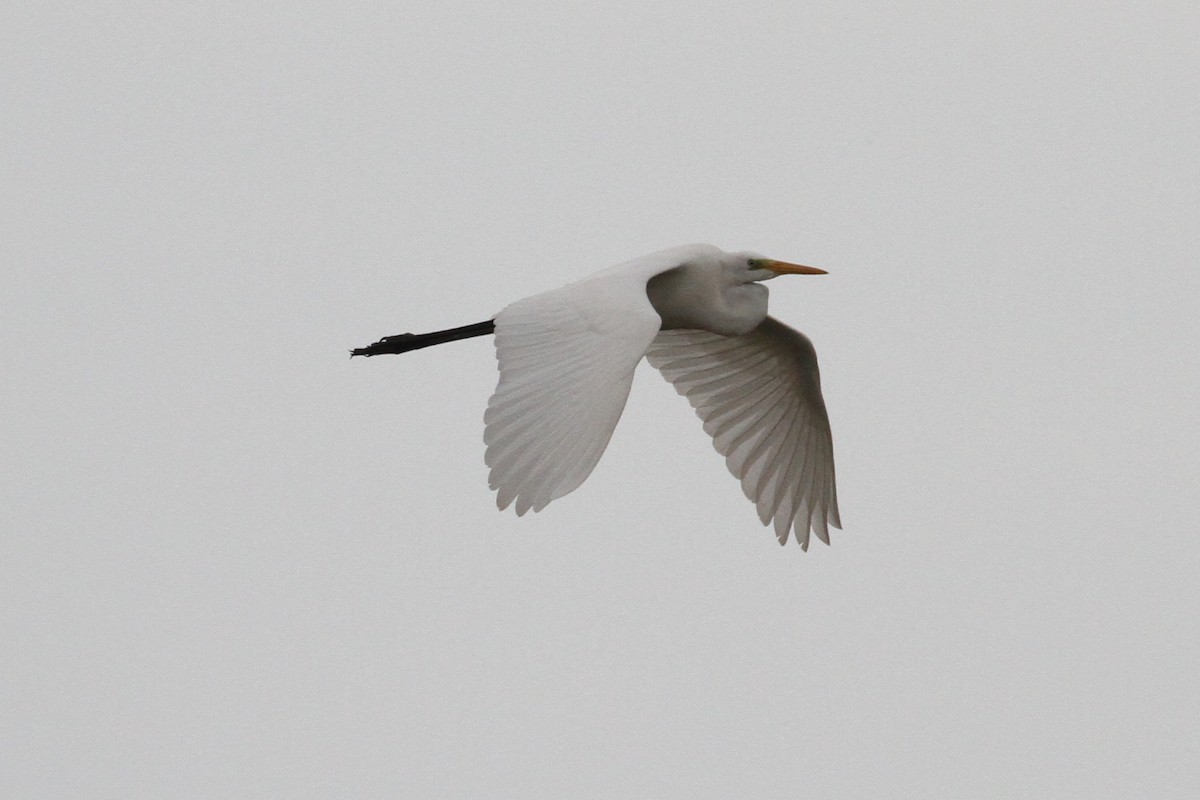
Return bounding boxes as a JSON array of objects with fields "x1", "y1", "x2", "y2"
[{"x1": 353, "y1": 244, "x2": 841, "y2": 548}]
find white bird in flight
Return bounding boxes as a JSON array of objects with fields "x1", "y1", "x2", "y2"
[{"x1": 353, "y1": 244, "x2": 841, "y2": 548}]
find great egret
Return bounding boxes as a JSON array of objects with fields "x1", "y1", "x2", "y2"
[{"x1": 353, "y1": 244, "x2": 841, "y2": 548}]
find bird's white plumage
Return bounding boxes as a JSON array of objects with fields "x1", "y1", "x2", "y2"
[
  {"x1": 478, "y1": 244, "x2": 841, "y2": 547},
  {"x1": 646, "y1": 318, "x2": 841, "y2": 549},
  {"x1": 484, "y1": 266, "x2": 664, "y2": 516}
]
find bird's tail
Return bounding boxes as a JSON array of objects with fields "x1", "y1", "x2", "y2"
[{"x1": 350, "y1": 319, "x2": 496, "y2": 357}]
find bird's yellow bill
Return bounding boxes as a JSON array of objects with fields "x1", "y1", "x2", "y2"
[{"x1": 763, "y1": 260, "x2": 827, "y2": 275}]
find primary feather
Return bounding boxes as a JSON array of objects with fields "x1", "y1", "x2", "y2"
[
  {"x1": 484, "y1": 268, "x2": 662, "y2": 516},
  {"x1": 646, "y1": 319, "x2": 840, "y2": 549}
]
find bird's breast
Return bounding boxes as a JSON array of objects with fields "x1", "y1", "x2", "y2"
[{"x1": 647, "y1": 269, "x2": 767, "y2": 336}]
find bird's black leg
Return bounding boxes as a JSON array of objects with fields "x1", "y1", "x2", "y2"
[{"x1": 350, "y1": 319, "x2": 496, "y2": 357}]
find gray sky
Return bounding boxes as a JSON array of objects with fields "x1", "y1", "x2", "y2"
[{"x1": 4, "y1": 2, "x2": 1199, "y2": 797}]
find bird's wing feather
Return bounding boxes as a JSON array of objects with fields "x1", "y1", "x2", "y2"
[
  {"x1": 645, "y1": 316, "x2": 841, "y2": 548},
  {"x1": 484, "y1": 271, "x2": 667, "y2": 515}
]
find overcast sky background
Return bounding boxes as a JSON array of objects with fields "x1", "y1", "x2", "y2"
[{"x1": 4, "y1": 2, "x2": 1200, "y2": 798}]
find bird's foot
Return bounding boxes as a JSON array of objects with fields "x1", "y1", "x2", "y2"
[{"x1": 350, "y1": 333, "x2": 418, "y2": 357}]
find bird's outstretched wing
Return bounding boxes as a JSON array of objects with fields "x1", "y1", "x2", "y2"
[
  {"x1": 646, "y1": 317, "x2": 841, "y2": 548},
  {"x1": 484, "y1": 269, "x2": 668, "y2": 516}
]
